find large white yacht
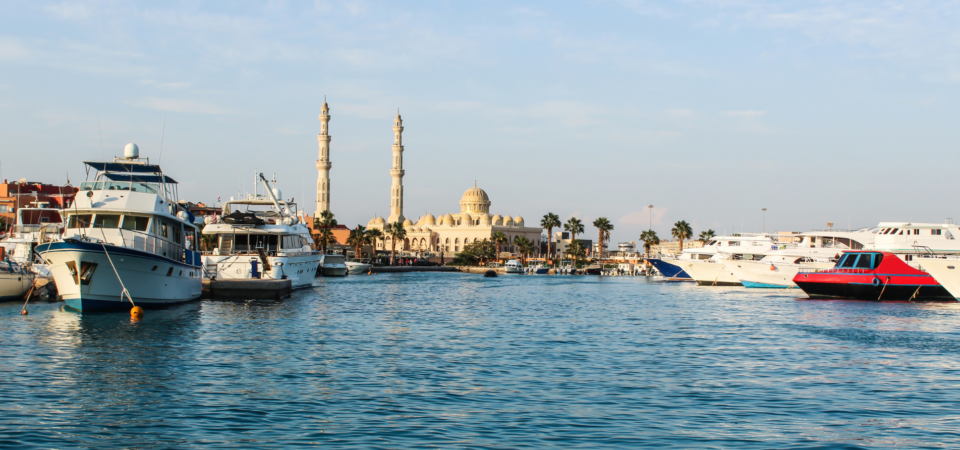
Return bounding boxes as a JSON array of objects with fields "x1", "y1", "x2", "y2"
[
  {"x1": 201, "y1": 174, "x2": 321, "y2": 289},
  {"x1": 675, "y1": 234, "x2": 779, "y2": 286},
  {"x1": 869, "y1": 222, "x2": 960, "y2": 264},
  {"x1": 37, "y1": 144, "x2": 203, "y2": 311},
  {"x1": 723, "y1": 229, "x2": 877, "y2": 289}
]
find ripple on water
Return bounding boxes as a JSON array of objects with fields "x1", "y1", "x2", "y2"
[{"x1": 3, "y1": 274, "x2": 960, "y2": 448}]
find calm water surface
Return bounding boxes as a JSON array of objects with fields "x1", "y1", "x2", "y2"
[{"x1": 4, "y1": 273, "x2": 960, "y2": 448}]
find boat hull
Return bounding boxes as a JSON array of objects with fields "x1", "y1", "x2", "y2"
[
  {"x1": 917, "y1": 258, "x2": 960, "y2": 299},
  {"x1": 794, "y1": 280, "x2": 952, "y2": 301},
  {"x1": 320, "y1": 266, "x2": 348, "y2": 277},
  {"x1": 724, "y1": 260, "x2": 834, "y2": 289},
  {"x1": 203, "y1": 252, "x2": 320, "y2": 289},
  {"x1": 38, "y1": 241, "x2": 201, "y2": 311},
  {"x1": 679, "y1": 260, "x2": 741, "y2": 286},
  {"x1": 346, "y1": 262, "x2": 371, "y2": 275},
  {"x1": 646, "y1": 258, "x2": 691, "y2": 279},
  {"x1": 0, "y1": 270, "x2": 34, "y2": 301}
]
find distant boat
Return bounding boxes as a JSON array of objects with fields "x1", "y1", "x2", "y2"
[
  {"x1": 504, "y1": 259, "x2": 524, "y2": 274},
  {"x1": 346, "y1": 259, "x2": 371, "y2": 275},
  {"x1": 318, "y1": 254, "x2": 348, "y2": 277},
  {"x1": 645, "y1": 258, "x2": 691, "y2": 280},
  {"x1": 584, "y1": 263, "x2": 603, "y2": 275}
]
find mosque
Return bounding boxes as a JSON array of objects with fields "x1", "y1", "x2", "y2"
[{"x1": 345, "y1": 110, "x2": 543, "y2": 255}]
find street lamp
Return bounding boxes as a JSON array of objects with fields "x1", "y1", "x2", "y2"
[
  {"x1": 762, "y1": 208, "x2": 767, "y2": 233},
  {"x1": 648, "y1": 205, "x2": 654, "y2": 231}
]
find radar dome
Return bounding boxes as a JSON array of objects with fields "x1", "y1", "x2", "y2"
[
  {"x1": 272, "y1": 188, "x2": 282, "y2": 199},
  {"x1": 123, "y1": 143, "x2": 139, "y2": 159}
]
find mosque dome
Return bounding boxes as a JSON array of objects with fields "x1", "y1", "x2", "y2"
[
  {"x1": 514, "y1": 215, "x2": 524, "y2": 226},
  {"x1": 367, "y1": 216, "x2": 385, "y2": 227},
  {"x1": 460, "y1": 184, "x2": 491, "y2": 214},
  {"x1": 503, "y1": 215, "x2": 514, "y2": 226},
  {"x1": 423, "y1": 213, "x2": 436, "y2": 226},
  {"x1": 491, "y1": 214, "x2": 502, "y2": 226},
  {"x1": 403, "y1": 218, "x2": 413, "y2": 228},
  {"x1": 479, "y1": 213, "x2": 491, "y2": 226},
  {"x1": 442, "y1": 214, "x2": 456, "y2": 226}
]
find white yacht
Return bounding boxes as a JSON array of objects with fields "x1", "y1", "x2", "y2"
[
  {"x1": 674, "y1": 234, "x2": 779, "y2": 286},
  {"x1": 1, "y1": 258, "x2": 35, "y2": 301},
  {"x1": 505, "y1": 259, "x2": 524, "y2": 274},
  {"x1": 201, "y1": 174, "x2": 321, "y2": 289},
  {"x1": 318, "y1": 254, "x2": 348, "y2": 276},
  {"x1": 0, "y1": 203, "x2": 64, "y2": 284},
  {"x1": 869, "y1": 222, "x2": 960, "y2": 265},
  {"x1": 723, "y1": 229, "x2": 877, "y2": 289},
  {"x1": 37, "y1": 144, "x2": 203, "y2": 311}
]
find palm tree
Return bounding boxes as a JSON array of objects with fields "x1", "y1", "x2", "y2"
[
  {"x1": 365, "y1": 227, "x2": 383, "y2": 263},
  {"x1": 347, "y1": 225, "x2": 369, "y2": 259},
  {"x1": 698, "y1": 229, "x2": 716, "y2": 244},
  {"x1": 514, "y1": 236, "x2": 535, "y2": 266},
  {"x1": 314, "y1": 210, "x2": 337, "y2": 230},
  {"x1": 640, "y1": 230, "x2": 660, "y2": 257},
  {"x1": 566, "y1": 239, "x2": 585, "y2": 269},
  {"x1": 385, "y1": 221, "x2": 407, "y2": 266},
  {"x1": 592, "y1": 217, "x2": 614, "y2": 261},
  {"x1": 315, "y1": 228, "x2": 337, "y2": 253},
  {"x1": 564, "y1": 217, "x2": 584, "y2": 241},
  {"x1": 540, "y1": 213, "x2": 561, "y2": 264},
  {"x1": 491, "y1": 231, "x2": 508, "y2": 265},
  {"x1": 672, "y1": 220, "x2": 693, "y2": 252}
]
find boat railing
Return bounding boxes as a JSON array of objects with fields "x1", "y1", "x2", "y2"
[
  {"x1": 80, "y1": 181, "x2": 160, "y2": 194},
  {"x1": 115, "y1": 229, "x2": 189, "y2": 264},
  {"x1": 912, "y1": 244, "x2": 935, "y2": 255}
]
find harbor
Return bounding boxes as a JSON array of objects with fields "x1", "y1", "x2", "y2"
[{"x1": 4, "y1": 1, "x2": 960, "y2": 448}]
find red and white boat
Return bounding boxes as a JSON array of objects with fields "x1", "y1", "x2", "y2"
[{"x1": 792, "y1": 250, "x2": 954, "y2": 301}]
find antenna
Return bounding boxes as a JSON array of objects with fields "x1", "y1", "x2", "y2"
[
  {"x1": 96, "y1": 112, "x2": 105, "y2": 159},
  {"x1": 158, "y1": 117, "x2": 166, "y2": 164}
]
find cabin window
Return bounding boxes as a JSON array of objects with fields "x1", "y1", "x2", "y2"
[
  {"x1": 839, "y1": 254, "x2": 858, "y2": 268},
  {"x1": 282, "y1": 235, "x2": 302, "y2": 250},
  {"x1": 855, "y1": 253, "x2": 873, "y2": 269},
  {"x1": 68, "y1": 215, "x2": 93, "y2": 228},
  {"x1": 93, "y1": 214, "x2": 121, "y2": 228},
  {"x1": 933, "y1": 229, "x2": 943, "y2": 236},
  {"x1": 121, "y1": 215, "x2": 150, "y2": 232},
  {"x1": 889, "y1": 228, "x2": 898, "y2": 235}
]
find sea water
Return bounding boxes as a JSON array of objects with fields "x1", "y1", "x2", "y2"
[{"x1": 3, "y1": 273, "x2": 960, "y2": 448}]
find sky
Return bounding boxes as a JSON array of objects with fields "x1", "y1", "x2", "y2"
[{"x1": 1, "y1": 1, "x2": 959, "y2": 245}]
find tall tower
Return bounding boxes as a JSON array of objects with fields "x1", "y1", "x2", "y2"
[
  {"x1": 387, "y1": 111, "x2": 405, "y2": 224},
  {"x1": 316, "y1": 99, "x2": 332, "y2": 215}
]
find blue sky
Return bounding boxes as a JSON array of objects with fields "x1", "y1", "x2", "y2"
[{"x1": 1, "y1": 1, "x2": 959, "y2": 245}]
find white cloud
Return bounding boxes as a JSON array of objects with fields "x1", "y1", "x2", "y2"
[
  {"x1": 134, "y1": 97, "x2": 238, "y2": 115},
  {"x1": 665, "y1": 108, "x2": 696, "y2": 117},
  {"x1": 0, "y1": 38, "x2": 32, "y2": 61},
  {"x1": 722, "y1": 110, "x2": 767, "y2": 118},
  {"x1": 45, "y1": 2, "x2": 91, "y2": 19}
]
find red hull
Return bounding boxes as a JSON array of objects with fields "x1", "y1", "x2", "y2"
[{"x1": 792, "y1": 251, "x2": 954, "y2": 301}]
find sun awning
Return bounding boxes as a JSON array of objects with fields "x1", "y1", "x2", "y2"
[{"x1": 83, "y1": 161, "x2": 164, "y2": 174}]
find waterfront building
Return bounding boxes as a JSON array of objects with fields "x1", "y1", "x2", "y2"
[
  {"x1": 316, "y1": 99, "x2": 332, "y2": 215},
  {"x1": 553, "y1": 232, "x2": 594, "y2": 258},
  {"x1": 365, "y1": 112, "x2": 542, "y2": 255}
]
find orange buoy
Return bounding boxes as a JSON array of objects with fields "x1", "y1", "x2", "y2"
[
  {"x1": 769, "y1": 264, "x2": 776, "y2": 271},
  {"x1": 131, "y1": 306, "x2": 144, "y2": 319},
  {"x1": 21, "y1": 309, "x2": 28, "y2": 315}
]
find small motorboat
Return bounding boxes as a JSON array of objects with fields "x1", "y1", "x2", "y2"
[
  {"x1": 504, "y1": 259, "x2": 524, "y2": 274},
  {"x1": 1, "y1": 259, "x2": 35, "y2": 301},
  {"x1": 346, "y1": 259, "x2": 372, "y2": 275},
  {"x1": 793, "y1": 250, "x2": 953, "y2": 301},
  {"x1": 318, "y1": 254, "x2": 348, "y2": 277},
  {"x1": 584, "y1": 264, "x2": 603, "y2": 275}
]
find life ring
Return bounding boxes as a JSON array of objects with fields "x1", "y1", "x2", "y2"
[{"x1": 872, "y1": 277, "x2": 881, "y2": 287}]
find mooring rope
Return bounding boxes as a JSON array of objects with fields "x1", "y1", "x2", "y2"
[{"x1": 100, "y1": 229, "x2": 135, "y2": 307}]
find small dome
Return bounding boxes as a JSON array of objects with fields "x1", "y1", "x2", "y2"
[
  {"x1": 491, "y1": 214, "x2": 502, "y2": 226},
  {"x1": 367, "y1": 216, "x2": 385, "y2": 227},
  {"x1": 479, "y1": 213, "x2": 492, "y2": 225},
  {"x1": 442, "y1": 214, "x2": 456, "y2": 226},
  {"x1": 503, "y1": 215, "x2": 514, "y2": 226},
  {"x1": 402, "y1": 218, "x2": 413, "y2": 227},
  {"x1": 514, "y1": 215, "x2": 524, "y2": 226},
  {"x1": 424, "y1": 213, "x2": 437, "y2": 225}
]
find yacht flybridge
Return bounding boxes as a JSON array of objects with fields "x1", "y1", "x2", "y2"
[
  {"x1": 201, "y1": 174, "x2": 321, "y2": 289},
  {"x1": 36, "y1": 144, "x2": 202, "y2": 311}
]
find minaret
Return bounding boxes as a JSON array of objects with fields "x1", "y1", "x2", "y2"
[
  {"x1": 316, "y1": 99, "x2": 332, "y2": 214},
  {"x1": 387, "y1": 111, "x2": 405, "y2": 224}
]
